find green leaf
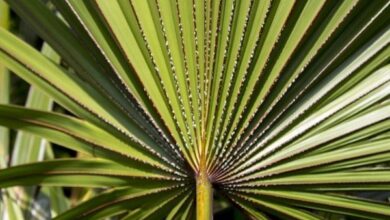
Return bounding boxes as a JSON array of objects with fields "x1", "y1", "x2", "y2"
[
  {"x1": 229, "y1": 191, "x2": 320, "y2": 220},
  {"x1": 55, "y1": 185, "x2": 186, "y2": 220},
  {"x1": 1, "y1": 0, "x2": 389, "y2": 219},
  {"x1": 240, "y1": 189, "x2": 390, "y2": 219},
  {"x1": 0, "y1": 104, "x2": 182, "y2": 175},
  {"x1": 0, "y1": 159, "x2": 178, "y2": 188}
]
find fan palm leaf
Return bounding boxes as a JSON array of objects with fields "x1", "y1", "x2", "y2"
[{"x1": 0, "y1": 0, "x2": 389, "y2": 219}]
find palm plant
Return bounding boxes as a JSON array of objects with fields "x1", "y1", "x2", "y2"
[{"x1": 0, "y1": 0, "x2": 390, "y2": 219}]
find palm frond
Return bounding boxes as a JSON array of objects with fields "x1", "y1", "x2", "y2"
[{"x1": 0, "y1": 0, "x2": 389, "y2": 219}]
